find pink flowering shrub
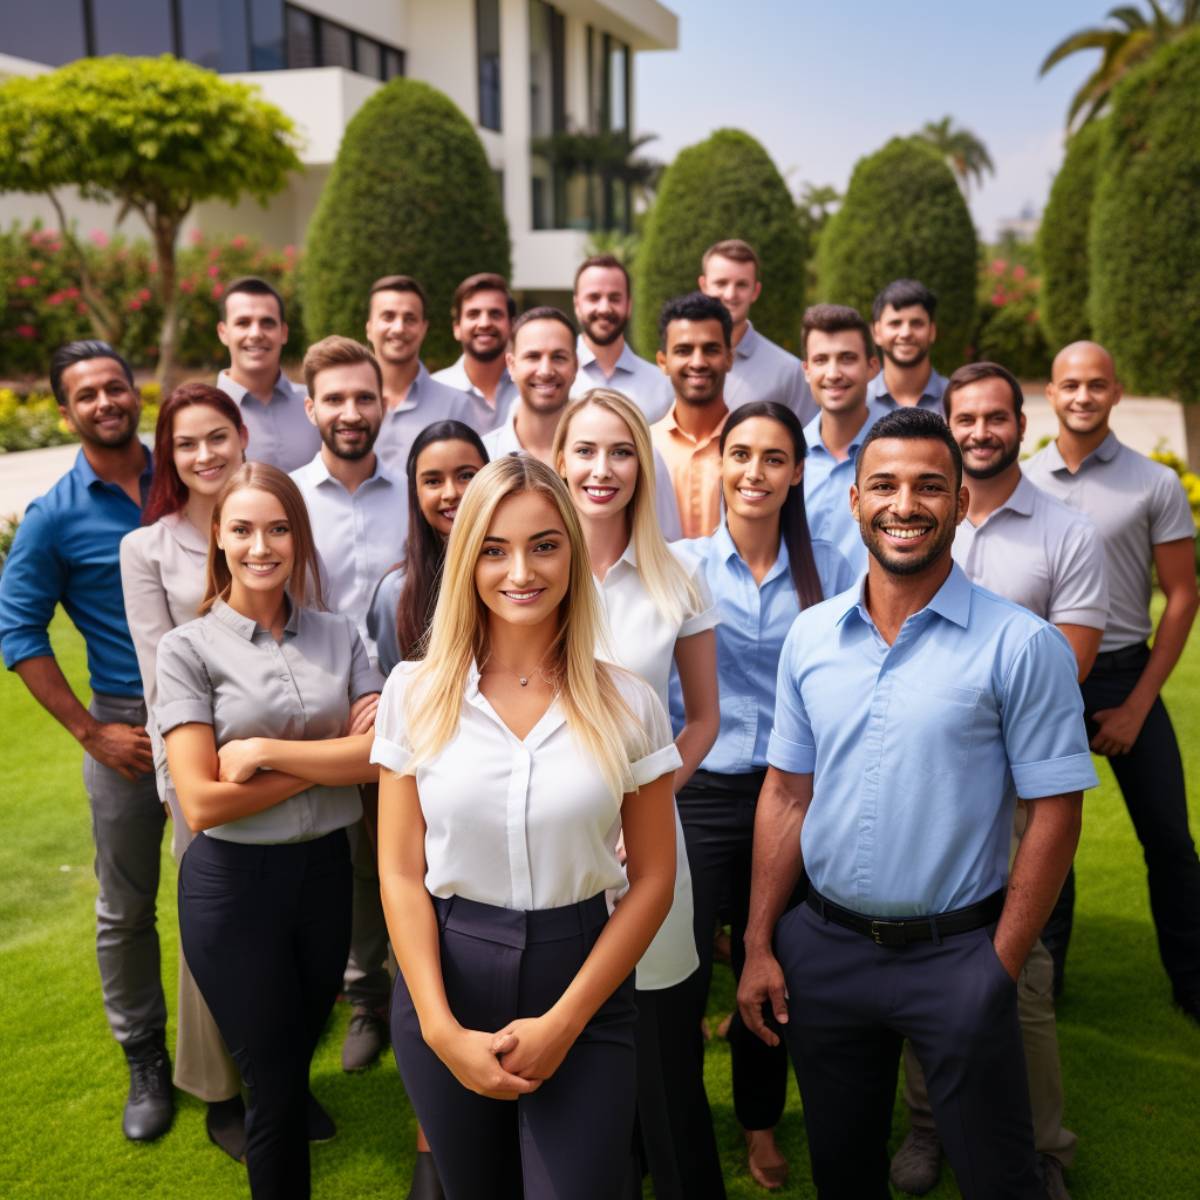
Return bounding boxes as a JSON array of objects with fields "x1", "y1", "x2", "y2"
[{"x1": 967, "y1": 254, "x2": 1051, "y2": 379}]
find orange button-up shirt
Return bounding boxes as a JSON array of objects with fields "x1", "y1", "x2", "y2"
[{"x1": 650, "y1": 401, "x2": 729, "y2": 539}]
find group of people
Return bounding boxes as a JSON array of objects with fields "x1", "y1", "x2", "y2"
[{"x1": 0, "y1": 237, "x2": 1196, "y2": 1200}]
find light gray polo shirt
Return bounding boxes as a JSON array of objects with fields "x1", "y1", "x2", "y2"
[
  {"x1": 155, "y1": 599, "x2": 383, "y2": 844},
  {"x1": 952, "y1": 474, "x2": 1109, "y2": 629},
  {"x1": 866, "y1": 366, "x2": 948, "y2": 415},
  {"x1": 725, "y1": 322, "x2": 817, "y2": 425},
  {"x1": 1023, "y1": 432, "x2": 1196, "y2": 652},
  {"x1": 374, "y1": 362, "x2": 484, "y2": 479},
  {"x1": 216, "y1": 369, "x2": 320, "y2": 473},
  {"x1": 571, "y1": 336, "x2": 674, "y2": 425},
  {"x1": 432, "y1": 355, "x2": 517, "y2": 434}
]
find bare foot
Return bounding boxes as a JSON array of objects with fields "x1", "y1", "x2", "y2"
[{"x1": 745, "y1": 1128, "x2": 788, "y2": 1191}]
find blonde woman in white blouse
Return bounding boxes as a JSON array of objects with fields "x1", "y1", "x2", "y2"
[
  {"x1": 372, "y1": 455, "x2": 679, "y2": 1200},
  {"x1": 553, "y1": 388, "x2": 724, "y2": 1200}
]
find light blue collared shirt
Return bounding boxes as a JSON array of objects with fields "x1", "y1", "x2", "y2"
[
  {"x1": 767, "y1": 563, "x2": 1098, "y2": 917},
  {"x1": 725, "y1": 322, "x2": 817, "y2": 424},
  {"x1": 216, "y1": 368, "x2": 320, "y2": 473},
  {"x1": 802, "y1": 403, "x2": 885, "y2": 575},
  {"x1": 571, "y1": 337, "x2": 674, "y2": 425},
  {"x1": 431, "y1": 355, "x2": 517, "y2": 434},
  {"x1": 865, "y1": 366, "x2": 948, "y2": 415},
  {"x1": 374, "y1": 362, "x2": 485, "y2": 479},
  {"x1": 674, "y1": 523, "x2": 854, "y2": 774}
]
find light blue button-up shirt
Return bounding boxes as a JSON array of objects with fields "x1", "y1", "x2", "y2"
[
  {"x1": 725, "y1": 322, "x2": 817, "y2": 424},
  {"x1": 865, "y1": 366, "x2": 948, "y2": 415},
  {"x1": 432, "y1": 355, "x2": 517, "y2": 434},
  {"x1": 767, "y1": 563, "x2": 1097, "y2": 917},
  {"x1": 571, "y1": 336, "x2": 674, "y2": 425},
  {"x1": 216, "y1": 368, "x2": 320, "y2": 473},
  {"x1": 374, "y1": 362, "x2": 485, "y2": 479},
  {"x1": 674, "y1": 523, "x2": 854, "y2": 774},
  {"x1": 802, "y1": 403, "x2": 885, "y2": 575}
]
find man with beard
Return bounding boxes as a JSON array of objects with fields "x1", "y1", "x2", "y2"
[
  {"x1": 738, "y1": 408, "x2": 1097, "y2": 1200},
  {"x1": 1025, "y1": 342, "x2": 1200, "y2": 1024},
  {"x1": 867, "y1": 279, "x2": 947, "y2": 415},
  {"x1": 698, "y1": 239, "x2": 816, "y2": 423},
  {"x1": 364, "y1": 274, "x2": 483, "y2": 478},
  {"x1": 216, "y1": 276, "x2": 319, "y2": 471},
  {"x1": 291, "y1": 336, "x2": 395, "y2": 1077},
  {"x1": 0, "y1": 341, "x2": 171, "y2": 1141},
  {"x1": 432, "y1": 272, "x2": 518, "y2": 433},
  {"x1": 651, "y1": 292, "x2": 735, "y2": 538},
  {"x1": 889, "y1": 363, "x2": 1108, "y2": 1200},
  {"x1": 570, "y1": 254, "x2": 673, "y2": 423}
]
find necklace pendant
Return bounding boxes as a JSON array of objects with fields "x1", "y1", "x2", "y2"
[{"x1": 519, "y1": 676, "x2": 528, "y2": 687}]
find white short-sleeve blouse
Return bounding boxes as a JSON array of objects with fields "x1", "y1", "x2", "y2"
[{"x1": 370, "y1": 659, "x2": 681, "y2": 911}]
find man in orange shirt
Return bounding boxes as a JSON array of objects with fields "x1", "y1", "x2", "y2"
[{"x1": 651, "y1": 293, "x2": 734, "y2": 538}]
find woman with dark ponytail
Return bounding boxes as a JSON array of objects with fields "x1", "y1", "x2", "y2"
[{"x1": 674, "y1": 401, "x2": 854, "y2": 1190}]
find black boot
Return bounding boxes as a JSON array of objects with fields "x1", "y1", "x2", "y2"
[{"x1": 122, "y1": 1035, "x2": 173, "y2": 1141}]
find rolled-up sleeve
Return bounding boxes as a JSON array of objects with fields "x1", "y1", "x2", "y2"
[
  {"x1": 1002, "y1": 625, "x2": 1099, "y2": 799},
  {"x1": 346, "y1": 619, "x2": 384, "y2": 700},
  {"x1": 0, "y1": 503, "x2": 63, "y2": 669},
  {"x1": 155, "y1": 630, "x2": 214, "y2": 734},
  {"x1": 370, "y1": 664, "x2": 414, "y2": 775},
  {"x1": 767, "y1": 624, "x2": 816, "y2": 773},
  {"x1": 627, "y1": 677, "x2": 684, "y2": 788}
]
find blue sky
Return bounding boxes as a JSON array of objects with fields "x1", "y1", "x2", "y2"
[{"x1": 636, "y1": 0, "x2": 1109, "y2": 239}]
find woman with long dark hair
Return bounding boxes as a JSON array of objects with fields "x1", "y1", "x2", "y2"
[
  {"x1": 675, "y1": 400, "x2": 854, "y2": 1190},
  {"x1": 120, "y1": 383, "x2": 249, "y2": 1157}
]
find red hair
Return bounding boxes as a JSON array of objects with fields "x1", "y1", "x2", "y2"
[{"x1": 143, "y1": 384, "x2": 246, "y2": 525}]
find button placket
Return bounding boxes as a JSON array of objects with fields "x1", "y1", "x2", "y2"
[{"x1": 506, "y1": 743, "x2": 535, "y2": 911}]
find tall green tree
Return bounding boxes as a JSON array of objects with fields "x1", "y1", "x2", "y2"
[
  {"x1": 1040, "y1": 1, "x2": 1200, "y2": 131},
  {"x1": 915, "y1": 116, "x2": 995, "y2": 196},
  {"x1": 0, "y1": 56, "x2": 300, "y2": 386}
]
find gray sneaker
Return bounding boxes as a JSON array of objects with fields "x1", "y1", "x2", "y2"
[
  {"x1": 1041, "y1": 1153, "x2": 1072, "y2": 1200},
  {"x1": 889, "y1": 1128, "x2": 942, "y2": 1195}
]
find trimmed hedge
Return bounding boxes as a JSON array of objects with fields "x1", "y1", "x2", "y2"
[
  {"x1": 632, "y1": 129, "x2": 806, "y2": 356},
  {"x1": 302, "y1": 80, "x2": 510, "y2": 370},
  {"x1": 817, "y1": 138, "x2": 977, "y2": 371},
  {"x1": 1038, "y1": 121, "x2": 1104, "y2": 349},
  {"x1": 1091, "y1": 29, "x2": 1200, "y2": 404}
]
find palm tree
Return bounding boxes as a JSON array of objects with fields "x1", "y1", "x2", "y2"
[
  {"x1": 1040, "y1": 1, "x2": 1200, "y2": 131},
  {"x1": 915, "y1": 117, "x2": 995, "y2": 196}
]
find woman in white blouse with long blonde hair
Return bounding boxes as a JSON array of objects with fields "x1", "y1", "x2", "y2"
[{"x1": 372, "y1": 454, "x2": 679, "y2": 1200}]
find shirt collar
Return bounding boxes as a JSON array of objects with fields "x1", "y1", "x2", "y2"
[
  {"x1": 450, "y1": 355, "x2": 511, "y2": 399},
  {"x1": 217, "y1": 369, "x2": 294, "y2": 405},
  {"x1": 1000, "y1": 473, "x2": 1037, "y2": 517},
  {"x1": 211, "y1": 595, "x2": 301, "y2": 640},
  {"x1": 663, "y1": 401, "x2": 728, "y2": 446},
  {"x1": 387, "y1": 362, "x2": 434, "y2": 414},
  {"x1": 713, "y1": 520, "x2": 791, "y2": 581},
  {"x1": 161, "y1": 510, "x2": 210, "y2": 554},
  {"x1": 302, "y1": 451, "x2": 396, "y2": 490},
  {"x1": 1039, "y1": 429, "x2": 1121, "y2": 474},
  {"x1": 867, "y1": 368, "x2": 947, "y2": 404},
  {"x1": 735, "y1": 321, "x2": 760, "y2": 361},
  {"x1": 465, "y1": 657, "x2": 566, "y2": 744},
  {"x1": 803, "y1": 404, "x2": 880, "y2": 456},
  {"x1": 72, "y1": 444, "x2": 153, "y2": 492},
  {"x1": 837, "y1": 561, "x2": 972, "y2": 632}
]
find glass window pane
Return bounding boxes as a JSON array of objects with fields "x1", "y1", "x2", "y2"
[
  {"x1": 0, "y1": 0, "x2": 86, "y2": 64},
  {"x1": 382, "y1": 47, "x2": 405, "y2": 80},
  {"x1": 355, "y1": 36, "x2": 381, "y2": 80},
  {"x1": 320, "y1": 20, "x2": 353, "y2": 69},
  {"x1": 180, "y1": 0, "x2": 250, "y2": 72},
  {"x1": 609, "y1": 40, "x2": 628, "y2": 133},
  {"x1": 528, "y1": 0, "x2": 552, "y2": 139},
  {"x1": 91, "y1": 0, "x2": 174, "y2": 56},
  {"x1": 251, "y1": 0, "x2": 285, "y2": 70},
  {"x1": 285, "y1": 5, "x2": 316, "y2": 68},
  {"x1": 476, "y1": 0, "x2": 501, "y2": 131}
]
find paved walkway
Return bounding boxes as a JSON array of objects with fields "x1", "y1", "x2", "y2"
[{"x1": 0, "y1": 398, "x2": 1188, "y2": 522}]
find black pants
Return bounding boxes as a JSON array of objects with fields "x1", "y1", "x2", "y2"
[
  {"x1": 678, "y1": 769, "x2": 788, "y2": 1133},
  {"x1": 391, "y1": 893, "x2": 638, "y2": 1200},
  {"x1": 776, "y1": 902, "x2": 1040, "y2": 1200},
  {"x1": 1050, "y1": 644, "x2": 1200, "y2": 995},
  {"x1": 179, "y1": 829, "x2": 352, "y2": 1199}
]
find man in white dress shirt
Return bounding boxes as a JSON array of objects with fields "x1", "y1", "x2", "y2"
[
  {"x1": 290, "y1": 335, "x2": 405, "y2": 1074},
  {"x1": 571, "y1": 254, "x2": 673, "y2": 424},
  {"x1": 698, "y1": 239, "x2": 816, "y2": 423}
]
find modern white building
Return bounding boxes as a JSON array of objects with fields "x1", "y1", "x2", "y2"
[{"x1": 0, "y1": 0, "x2": 678, "y2": 293}]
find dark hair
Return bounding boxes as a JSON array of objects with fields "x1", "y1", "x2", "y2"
[
  {"x1": 511, "y1": 305, "x2": 577, "y2": 346},
  {"x1": 855, "y1": 407, "x2": 963, "y2": 489},
  {"x1": 871, "y1": 278, "x2": 937, "y2": 322},
  {"x1": 943, "y1": 361, "x2": 1024, "y2": 421},
  {"x1": 451, "y1": 272, "x2": 516, "y2": 322},
  {"x1": 220, "y1": 276, "x2": 286, "y2": 324},
  {"x1": 801, "y1": 303, "x2": 875, "y2": 358},
  {"x1": 49, "y1": 340, "x2": 134, "y2": 407},
  {"x1": 368, "y1": 274, "x2": 428, "y2": 320},
  {"x1": 719, "y1": 402, "x2": 824, "y2": 609},
  {"x1": 143, "y1": 384, "x2": 246, "y2": 525},
  {"x1": 395, "y1": 421, "x2": 491, "y2": 661},
  {"x1": 573, "y1": 254, "x2": 631, "y2": 293},
  {"x1": 657, "y1": 291, "x2": 733, "y2": 349}
]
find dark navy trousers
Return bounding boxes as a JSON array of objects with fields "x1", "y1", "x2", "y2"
[
  {"x1": 390, "y1": 892, "x2": 638, "y2": 1200},
  {"x1": 775, "y1": 902, "x2": 1042, "y2": 1200}
]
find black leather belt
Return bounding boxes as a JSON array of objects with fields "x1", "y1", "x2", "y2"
[
  {"x1": 806, "y1": 887, "x2": 1006, "y2": 947},
  {"x1": 1091, "y1": 642, "x2": 1149, "y2": 673}
]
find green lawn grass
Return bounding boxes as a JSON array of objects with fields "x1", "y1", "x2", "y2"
[{"x1": 1, "y1": 614, "x2": 1198, "y2": 1198}]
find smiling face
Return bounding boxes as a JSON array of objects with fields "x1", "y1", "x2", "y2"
[
  {"x1": 872, "y1": 303, "x2": 936, "y2": 369},
  {"x1": 1045, "y1": 342, "x2": 1122, "y2": 436},
  {"x1": 804, "y1": 328, "x2": 877, "y2": 415},
  {"x1": 507, "y1": 318, "x2": 577, "y2": 415},
  {"x1": 218, "y1": 291, "x2": 287, "y2": 377},
  {"x1": 559, "y1": 402, "x2": 640, "y2": 522},
  {"x1": 172, "y1": 403, "x2": 247, "y2": 498},
  {"x1": 306, "y1": 361, "x2": 383, "y2": 461},
  {"x1": 474, "y1": 489, "x2": 571, "y2": 631},
  {"x1": 453, "y1": 287, "x2": 513, "y2": 364},
  {"x1": 657, "y1": 317, "x2": 732, "y2": 408},
  {"x1": 851, "y1": 437, "x2": 966, "y2": 577},
  {"x1": 574, "y1": 265, "x2": 630, "y2": 347},
  {"x1": 366, "y1": 288, "x2": 428, "y2": 367},
  {"x1": 415, "y1": 438, "x2": 486, "y2": 537},
  {"x1": 216, "y1": 486, "x2": 295, "y2": 599},
  {"x1": 58, "y1": 357, "x2": 141, "y2": 449},
  {"x1": 947, "y1": 377, "x2": 1025, "y2": 481},
  {"x1": 721, "y1": 415, "x2": 804, "y2": 523},
  {"x1": 699, "y1": 253, "x2": 761, "y2": 329}
]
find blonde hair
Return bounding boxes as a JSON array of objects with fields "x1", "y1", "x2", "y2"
[
  {"x1": 200, "y1": 463, "x2": 325, "y2": 613},
  {"x1": 402, "y1": 455, "x2": 647, "y2": 794},
  {"x1": 553, "y1": 388, "x2": 702, "y2": 627}
]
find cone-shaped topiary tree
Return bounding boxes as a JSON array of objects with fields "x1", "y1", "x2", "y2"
[
  {"x1": 303, "y1": 79, "x2": 510, "y2": 369},
  {"x1": 1090, "y1": 27, "x2": 1200, "y2": 465},
  {"x1": 1038, "y1": 120, "x2": 1105, "y2": 349},
  {"x1": 817, "y1": 137, "x2": 977, "y2": 371},
  {"x1": 632, "y1": 129, "x2": 806, "y2": 356}
]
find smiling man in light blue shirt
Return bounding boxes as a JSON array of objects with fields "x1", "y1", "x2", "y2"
[{"x1": 738, "y1": 408, "x2": 1097, "y2": 1200}]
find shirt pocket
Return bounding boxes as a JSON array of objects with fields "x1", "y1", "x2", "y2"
[{"x1": 882, "y1": 677, "x2": 983, "y2": 791}]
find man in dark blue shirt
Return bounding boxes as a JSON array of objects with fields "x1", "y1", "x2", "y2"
[{"x1": 0, "y1": 341, "x2": 171, "y2": 1142}]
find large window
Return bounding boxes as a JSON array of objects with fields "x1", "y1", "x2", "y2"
[
  {"x1": 90, "y1": 0, "x2": 173, "y2": 57},
  {"x1": 529, "y1": 0, "x2": 566, "y2": 230},
  {"x1": 0, "y1": 0, "x2": 87, "y2": 65},
  {"x1": 180, "y1": 0, "x2": 251, "y2": 73},
  {"x1": 476, "y1": 0, "x2": 502, "y2": 132}
]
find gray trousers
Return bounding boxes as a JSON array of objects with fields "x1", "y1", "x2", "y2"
[{"x1": 85, "y1": 693, "x2": 167, "y2": 1047}]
